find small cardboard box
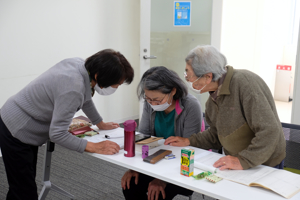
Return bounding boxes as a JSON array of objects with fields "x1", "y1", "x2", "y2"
[
  {"x1": 180, "y1": 148, "x2": 194, "y2": 177},
  {"x1": 135, "y1": 140, "x2": 160, "y2": 153},
  {"x1": 135, "y1": 137, "x2": 163, "y2": 152}
]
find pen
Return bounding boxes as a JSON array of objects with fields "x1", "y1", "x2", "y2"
[{"x1": 105, "y1": 135, "x2": 124, "y2": 139}]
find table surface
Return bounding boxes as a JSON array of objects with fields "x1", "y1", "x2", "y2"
[{"x1": 84, "y1": 127, "x2": 300, "y2": 200}]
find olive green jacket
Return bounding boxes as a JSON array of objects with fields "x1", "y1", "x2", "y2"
[{"x1": 189, "y1": 66, "x2": 286, "y2": 169}]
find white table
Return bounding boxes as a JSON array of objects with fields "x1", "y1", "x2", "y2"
[{"x1": 84, "y1": 127, "x2": 300, "y2": 200}]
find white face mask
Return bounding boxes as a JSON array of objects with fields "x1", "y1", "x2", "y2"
[
  {"x1": 94, "y1": 84, "x2": 117, "y2": 96},
  {"x1": 188, "y1": 78, "x2": 207, "y2": 94},
  {"x1": 148, "y1": 94, "x2": 172, "y2": 111}
]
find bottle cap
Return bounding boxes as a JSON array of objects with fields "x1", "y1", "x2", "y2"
[{"x1": 123, "y1": 120, "x2": 137, "y2": 131}]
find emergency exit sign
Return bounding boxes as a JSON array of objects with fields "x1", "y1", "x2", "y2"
[{"x1": 276, "y1": 65, "x2": 292, "y2": 71}]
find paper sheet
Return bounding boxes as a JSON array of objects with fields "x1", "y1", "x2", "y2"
[
  {"x1": 194, "y1": 152, "x2": 224, "y2": 173},
  {"x1": 83, "y1": 127, "x2": 125, "y2": 149},
  {"x1": 251, "y1": 169, "x2": 300, "y2": 198},
  {"x1": 217, "y1": 165, "x2": 274, "y2": 186}
]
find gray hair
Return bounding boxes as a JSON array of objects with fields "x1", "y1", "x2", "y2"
[
  {"x1": 185, "y1": 45, "x2": 227, "y2": 81},
  {"x1": 137, "y1": 66, "x2": 188, "y2": 100}
]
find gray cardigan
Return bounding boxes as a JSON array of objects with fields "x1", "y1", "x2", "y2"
[
  {"x1": 0, "y1": 58, "x2": 103, "y2": 153},
  {"x1": 138, "y1": 94, "x2": 203, "y2": 138}
]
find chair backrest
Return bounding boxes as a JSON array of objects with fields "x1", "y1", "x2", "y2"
[{"x1": 281, "y1": 122, "x2": 300, "y2": 171}]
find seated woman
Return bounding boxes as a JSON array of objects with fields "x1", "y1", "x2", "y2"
[{"x1": 121, "y1": 66, "x2": 204, "y2": 200}]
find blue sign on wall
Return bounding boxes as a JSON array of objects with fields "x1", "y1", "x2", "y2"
[{"x1": 174, "y1": 1, "x2": 191, "y2": 26}]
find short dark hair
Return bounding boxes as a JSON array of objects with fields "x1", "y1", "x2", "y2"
[
  {"x1": 85, "y1": 49, "x2": 134, "y2": 88},
  {"x1": 137, "y1": 66, "x2": 188, "y2": 100}
]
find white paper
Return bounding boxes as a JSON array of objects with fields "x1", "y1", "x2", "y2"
[
  {"x1": 84, "y1": 127, "x2": 125, "y2": 149},
  {"x1": 217, "y1": 165, "x2": 275, "y2": 186},
  {"x1": 194, "y1": 151, "x2": 300, "y2": 199},
  {"x1": 194, "y1": 152, "x2": 224, "y2": 173},
  {"x1": 251, "y1": 169, "x2": 300, "y2": 198}
]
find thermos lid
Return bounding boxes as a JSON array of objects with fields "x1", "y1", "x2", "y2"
[{"x1": 123, "y1": 120, "x2": 137, "y2": 131}]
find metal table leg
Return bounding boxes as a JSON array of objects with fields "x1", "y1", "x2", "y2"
[{"x1": 38, "y1": 141, "x2": 75, "y2": 200}]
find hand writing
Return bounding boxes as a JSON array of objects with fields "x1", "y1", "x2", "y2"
[{"x1": 85, "y1": 141, "x2": 120, "y2": 155}]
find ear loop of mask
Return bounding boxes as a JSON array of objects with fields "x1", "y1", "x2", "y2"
[{"x1": 188, "y1": 75, "x2": 207, "y2": 94}]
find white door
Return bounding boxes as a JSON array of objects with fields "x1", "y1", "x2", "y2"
[{"x1": 139, "y1": 0, "x2": 223, "y2": 119}]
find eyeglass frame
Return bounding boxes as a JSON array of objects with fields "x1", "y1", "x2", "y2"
[
  {"x1": 184, "y1": 71, "x2": 199, "y2": 82},
  {"x1": 143, "y1": 93, "x2": 169, "y2": 104}
]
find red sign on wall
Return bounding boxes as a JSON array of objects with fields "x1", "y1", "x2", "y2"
[{"x1": 276, "y1": 65, "x2": 292, "y2": 71}]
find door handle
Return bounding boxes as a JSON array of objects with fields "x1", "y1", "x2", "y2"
[{"x1": 143, "y1": 55, "x2": 157, "y2": 59}]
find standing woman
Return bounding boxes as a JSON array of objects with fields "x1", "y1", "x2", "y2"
[
  {"x1": 0, "y1": 49, "x2": 134, "y2": 200},
  {"x1": 122, "y1": 66, "x2": 204, "y2": 200}
]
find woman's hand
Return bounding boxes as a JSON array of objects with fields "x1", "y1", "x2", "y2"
[
  {"x1": 164, "y1": 136, "x2": 190, "y2": 147},
  {"x1": 213, "y1": 155, "x2": 243, "y2": 170},
  {"x1": 147, "y1": 179, "x2": 167, "y2": 200},
  {"x1": 97, "y1": 121, "x2": 120, "y2": 130},
  {"x1": 121, "y1": 170, "x2": 139, "y2": 190},
  {"x1": 85, "y1": 141, "x2": 120, "y2": 155}
]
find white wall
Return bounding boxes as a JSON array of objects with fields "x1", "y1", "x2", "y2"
[
  {"x1": 211, "y1": 0, "x2": 223, "y2": 51},
  {"x1": 282, "y1": 45, "x2": 297, "y2": 99},
  {"x1": 291, "y1": 23, "x2": 300, "y2": 125},
  {"x1": 0, "y1": 0, "x2": 140, "y2": 123},
  {"x1": 220, "y1": 0, "x2": 291, "y2": 95}
]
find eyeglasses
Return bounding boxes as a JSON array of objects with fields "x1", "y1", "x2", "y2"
[
  {"x1": 184, "y1": 72, "x2": 202, "y2": 82},
  {"x1": 184, "y1": 72, "x2": 195, "y2": 81},
  {"x1": 143, "y1": 93, "x2": 168, "y2": 104}
]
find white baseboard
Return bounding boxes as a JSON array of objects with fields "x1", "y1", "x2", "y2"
[
  {"x1": 113, "y1": 115, "x2": 139, "y2": 124},
  {"x1": 0, "y1": 148, "x2": 2, "y2": 157}
]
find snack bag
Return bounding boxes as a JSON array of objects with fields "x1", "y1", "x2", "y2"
[
  {"x1": 68, "y1": 118, "x2": 92, "y2": 135},
  {"x1": 192, "y1": 171, "x2": 212, "y2": 180},
  {"x1": 68, "y1": 118, "x2": 92, "y2": 132},
  {"x1": 206, "y1": 174, "x2": 223, "y2": 183}
]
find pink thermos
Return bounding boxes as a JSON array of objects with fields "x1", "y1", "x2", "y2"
[{"x1": 123, "y1": 120, "x2": 137, "y2": 157}]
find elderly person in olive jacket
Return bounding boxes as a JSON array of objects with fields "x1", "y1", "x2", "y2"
[{"x1": 165, "y1": 45, "x2": 286, "y2": 170}]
